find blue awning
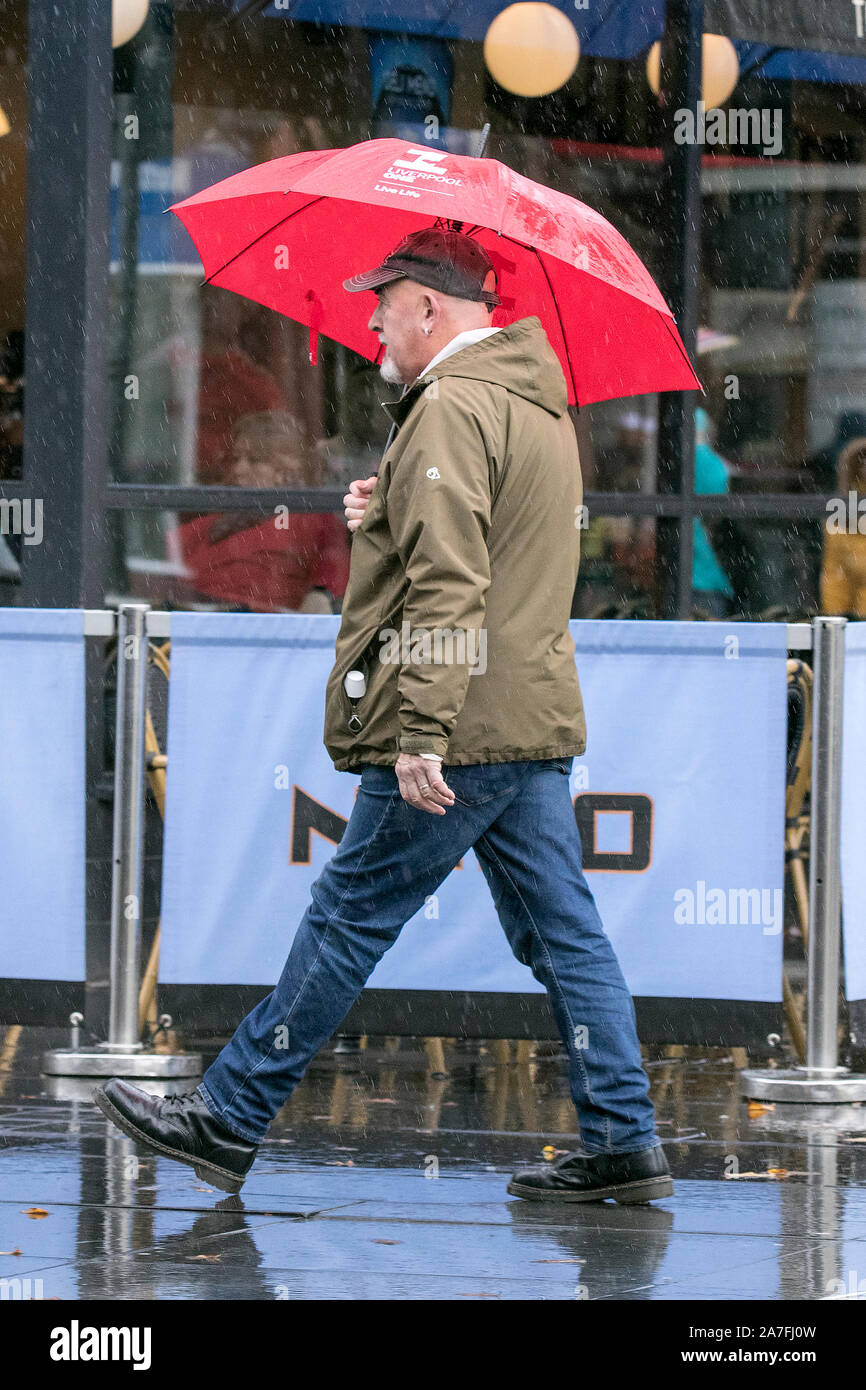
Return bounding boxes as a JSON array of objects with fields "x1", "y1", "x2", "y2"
[
  {"x1": 225, "y1": 0, "x2": 663, "y2": 54},
  {"x1": 738, "y1": 43, "x2": 866, "y2": 84},
  {"x1": 221, "y1": 0, "x2": 866, "y2": 65}
]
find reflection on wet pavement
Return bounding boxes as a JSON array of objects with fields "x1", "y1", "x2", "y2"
[{"x1": 3, "y1": 1027, "x2": 866, "y2": 1300}]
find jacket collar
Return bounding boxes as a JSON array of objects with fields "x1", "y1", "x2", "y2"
[
  {"x1": 381, "y1": 378, "x2": 427, "y2": 428},
  {"x1": 381, "y1": 326, "x2": 503, "y2": 428}
]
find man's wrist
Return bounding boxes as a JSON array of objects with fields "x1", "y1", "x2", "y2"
[{"x1": 399, "y1": 733, "x2": 448, "y2": 759}]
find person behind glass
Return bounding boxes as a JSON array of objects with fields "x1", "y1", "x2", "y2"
[
  {"x1": 692, "y1": 407, "x2": 735, "y2": 618},
  {"x1": 822, "y1": 438, "x2": 866, "y2": 617},
  {"x1": 95, "y1": 229, "x2": 671, "y2": 1207},
  {"x1": 195, "y1": 286, "x2": 289, "y2": 486},
  {"x1": 0, "y1": 329, "x2": 24, "y2": 581},
  {"x1": 0, "y1": 328, "x2": 24, "y2": 483},
  {"x1": 173, "y1": 411, "x2": 349, "y2": 614},
  {"x1": 600, "y1": 412, "x2": 656, "y2": 607}
]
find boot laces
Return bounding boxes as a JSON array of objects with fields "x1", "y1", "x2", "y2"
[{"x1": 162, "y1": 1091, "x2": 201, "y2": 1114}]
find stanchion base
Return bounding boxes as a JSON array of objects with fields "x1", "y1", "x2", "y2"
[
  {"x1": 41, "y1": 1048, "x2": 203, "y2": 1080},
  {"x1": 740, "y1": 1067, "x2": 866, "y2": 1103},
  {"x1": 43, "y1": 1074, "x2": 198, "y2": 1102}
]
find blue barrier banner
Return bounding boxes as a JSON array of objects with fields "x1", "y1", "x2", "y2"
[
  {"x1": 160, "y1": 615, "x2": 787, "y2": 1006},
  {"x1": 0, "y1": 609, "x2": 86, "y2": 983},
  {"x1": 842, "y1": 622, "x2": 866, "y2": 1003}
]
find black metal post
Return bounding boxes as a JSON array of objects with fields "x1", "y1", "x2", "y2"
[
  {"x1": 657, "y1": 0, "x2": 704, "y2": 617},
  {"x1": 21, "y1": 0, "x2": 112, "y2": 608}
]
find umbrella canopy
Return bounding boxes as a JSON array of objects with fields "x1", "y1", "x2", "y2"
[{"x1": 169, "y1": 137, "x2": 701, "y2": 407}]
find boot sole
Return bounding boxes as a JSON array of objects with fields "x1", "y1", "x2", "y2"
[
  {"x1": 507, "y1": 1175, "x2": 673, "y2": 1204},
  {"x1": 91, "y1": 1087, "x2": 248, "y2": 1194}
]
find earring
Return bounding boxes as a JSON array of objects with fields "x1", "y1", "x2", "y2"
[{"x1": 424, "y1": 326, "x2": 432, "y2": 335}]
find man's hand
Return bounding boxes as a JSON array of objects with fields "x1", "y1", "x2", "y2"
[
  {"x1": 343, "y1": 476, "x2": 377, "y2": 532},
  {"x1": 395, "y1": 753, "x2": 456, "y2": 816}
]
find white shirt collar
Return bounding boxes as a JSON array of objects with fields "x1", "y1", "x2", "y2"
[{"x1": 418, "y1": 326, "x2": 501, "y2": 380}]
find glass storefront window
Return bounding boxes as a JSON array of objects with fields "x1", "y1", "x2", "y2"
[
  {"x1": 102, "y1": 9, "x2": 866, "y2": 619},
  {"x1": 574, "y1": 513, "x2": 660, "y2": 619},
  {"x1": 0, "y1": 2, "x2": 27, "y2": 594},
  {"x1": 107, "y1": 507, "x2": 351, "y2": 613},
  {"x1": 702, "y1": 102, "x2": 866, "y2": 498}
]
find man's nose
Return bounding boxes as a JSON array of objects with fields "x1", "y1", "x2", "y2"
[{"x1": 368, "y1": 306, "x2": 381, "y2": 332}]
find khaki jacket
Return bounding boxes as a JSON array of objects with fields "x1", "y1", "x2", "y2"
[{"x1": 323, "y1": 316, "x2": 587, "y2": 770}]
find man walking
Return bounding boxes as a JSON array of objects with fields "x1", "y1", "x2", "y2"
[{"x1": 94, "y1": 229, "x2": 672, "y2": 1206}]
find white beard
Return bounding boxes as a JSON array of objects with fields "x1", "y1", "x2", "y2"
[{"x1": 378, "y1": 351, "x2": 405, "y2": 386}]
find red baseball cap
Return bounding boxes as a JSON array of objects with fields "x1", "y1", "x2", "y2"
[{"x1": 343, "y1": 228, "x2": 500, "y2": 308}]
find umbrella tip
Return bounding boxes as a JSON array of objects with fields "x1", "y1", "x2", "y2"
[{"x1": 476, "y1": 123, "x2": 491, "y2": 159}]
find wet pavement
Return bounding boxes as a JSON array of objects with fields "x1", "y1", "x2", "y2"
[{"x1": 2, "y1": 1026, "x2": 866, "y2": 1301}]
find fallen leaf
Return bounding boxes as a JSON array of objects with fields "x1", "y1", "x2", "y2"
[
  {"x1": 747, "y1": 1101, "x2": 775, "y2": 1117},
  {"x1": 22, "y1": 1208, "x2": 49, "y2": 1219},
  {"x1": 542, "y1": 1146, "x2": 569, "y2": 1161},
  {"x1": 0, "y1": 1249, "x2": 22, "y2": 1256}
]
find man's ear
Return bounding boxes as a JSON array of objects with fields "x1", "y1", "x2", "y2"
[{"x1": 420, "y1": 291, "x2": 438, "y2": 331}]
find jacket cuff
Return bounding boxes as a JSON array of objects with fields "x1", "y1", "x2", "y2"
[{"x1": 399, "y1": 733, "x2": 449, "y2": 759}]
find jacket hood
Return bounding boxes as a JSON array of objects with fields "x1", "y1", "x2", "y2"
[{"x1": 386, "y1": 317, "x2": 568, "y2": 424}]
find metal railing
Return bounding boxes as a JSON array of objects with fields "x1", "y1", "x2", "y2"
[
  {"x1": 42, "y1": 603, "x2": 201, "y2": 1082},
  {"x1": 36, "y1": 604, "x2": 866, "y2": 1099},
  {"x1": 741, "y1": 617, "x2": 866, "y2": 1102}
]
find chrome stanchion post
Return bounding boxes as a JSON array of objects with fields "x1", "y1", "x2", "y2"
[
  {"x1": 43, "y1": 606, "x2": 201, "y2": 1088},
  {"x1": 741, "y1": 615, "x2": 866, "y2": 1103},
  {"x1": 807, "y1": 616, "x2": 845, "y2": 1075},
  {"x1": 107, "y1": 602, "x2": 148, "y2": 1052}
]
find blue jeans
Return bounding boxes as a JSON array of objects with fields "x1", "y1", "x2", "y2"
[{"x1": 199, "y1": 756, "x2": 659, "y2": 1154}]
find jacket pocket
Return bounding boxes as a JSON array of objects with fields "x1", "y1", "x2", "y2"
[{"x1": 335, "y1": 602, "x2": 405, "y2": 728}]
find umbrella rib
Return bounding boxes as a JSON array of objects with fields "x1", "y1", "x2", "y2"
[
  {"x1": 659, "y1": 313, "x2": 705, "y2": 395},
  {"x1": 483, "y1": 229, "x2": 578, "y2": 404},
  {"x1": 529, "y1": 243, "x2": 579, "y2": 408},
  {"x1": 491, "y1": 229, "x2": 700, "y2": 404},
  {"x1": 199, "y1": 194, "x2": 326, "y2": 287}
]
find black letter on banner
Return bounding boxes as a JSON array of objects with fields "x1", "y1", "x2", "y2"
[
  {"x1": 573, "y1": 793, "x2": 653, "y2": 872},
  {"x1": 291, "y1": 788, "x2": 347, "y2": 864}
]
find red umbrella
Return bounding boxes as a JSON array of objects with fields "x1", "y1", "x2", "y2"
[{"x1": 168, "y1": 137, "x2": 701, "y2": 407}]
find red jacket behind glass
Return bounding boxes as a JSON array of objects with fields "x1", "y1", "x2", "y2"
[{"x1": 175, "y1": 510, "x2": 350, "y2": 612}]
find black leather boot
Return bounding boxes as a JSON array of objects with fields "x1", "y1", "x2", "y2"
[
  {"x1": 508, "y1": 1144, "x2": 672, "y2": 1204},
  {"x1": 92, "y1": 1079, "x2": 258, "y2": 1194}
]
